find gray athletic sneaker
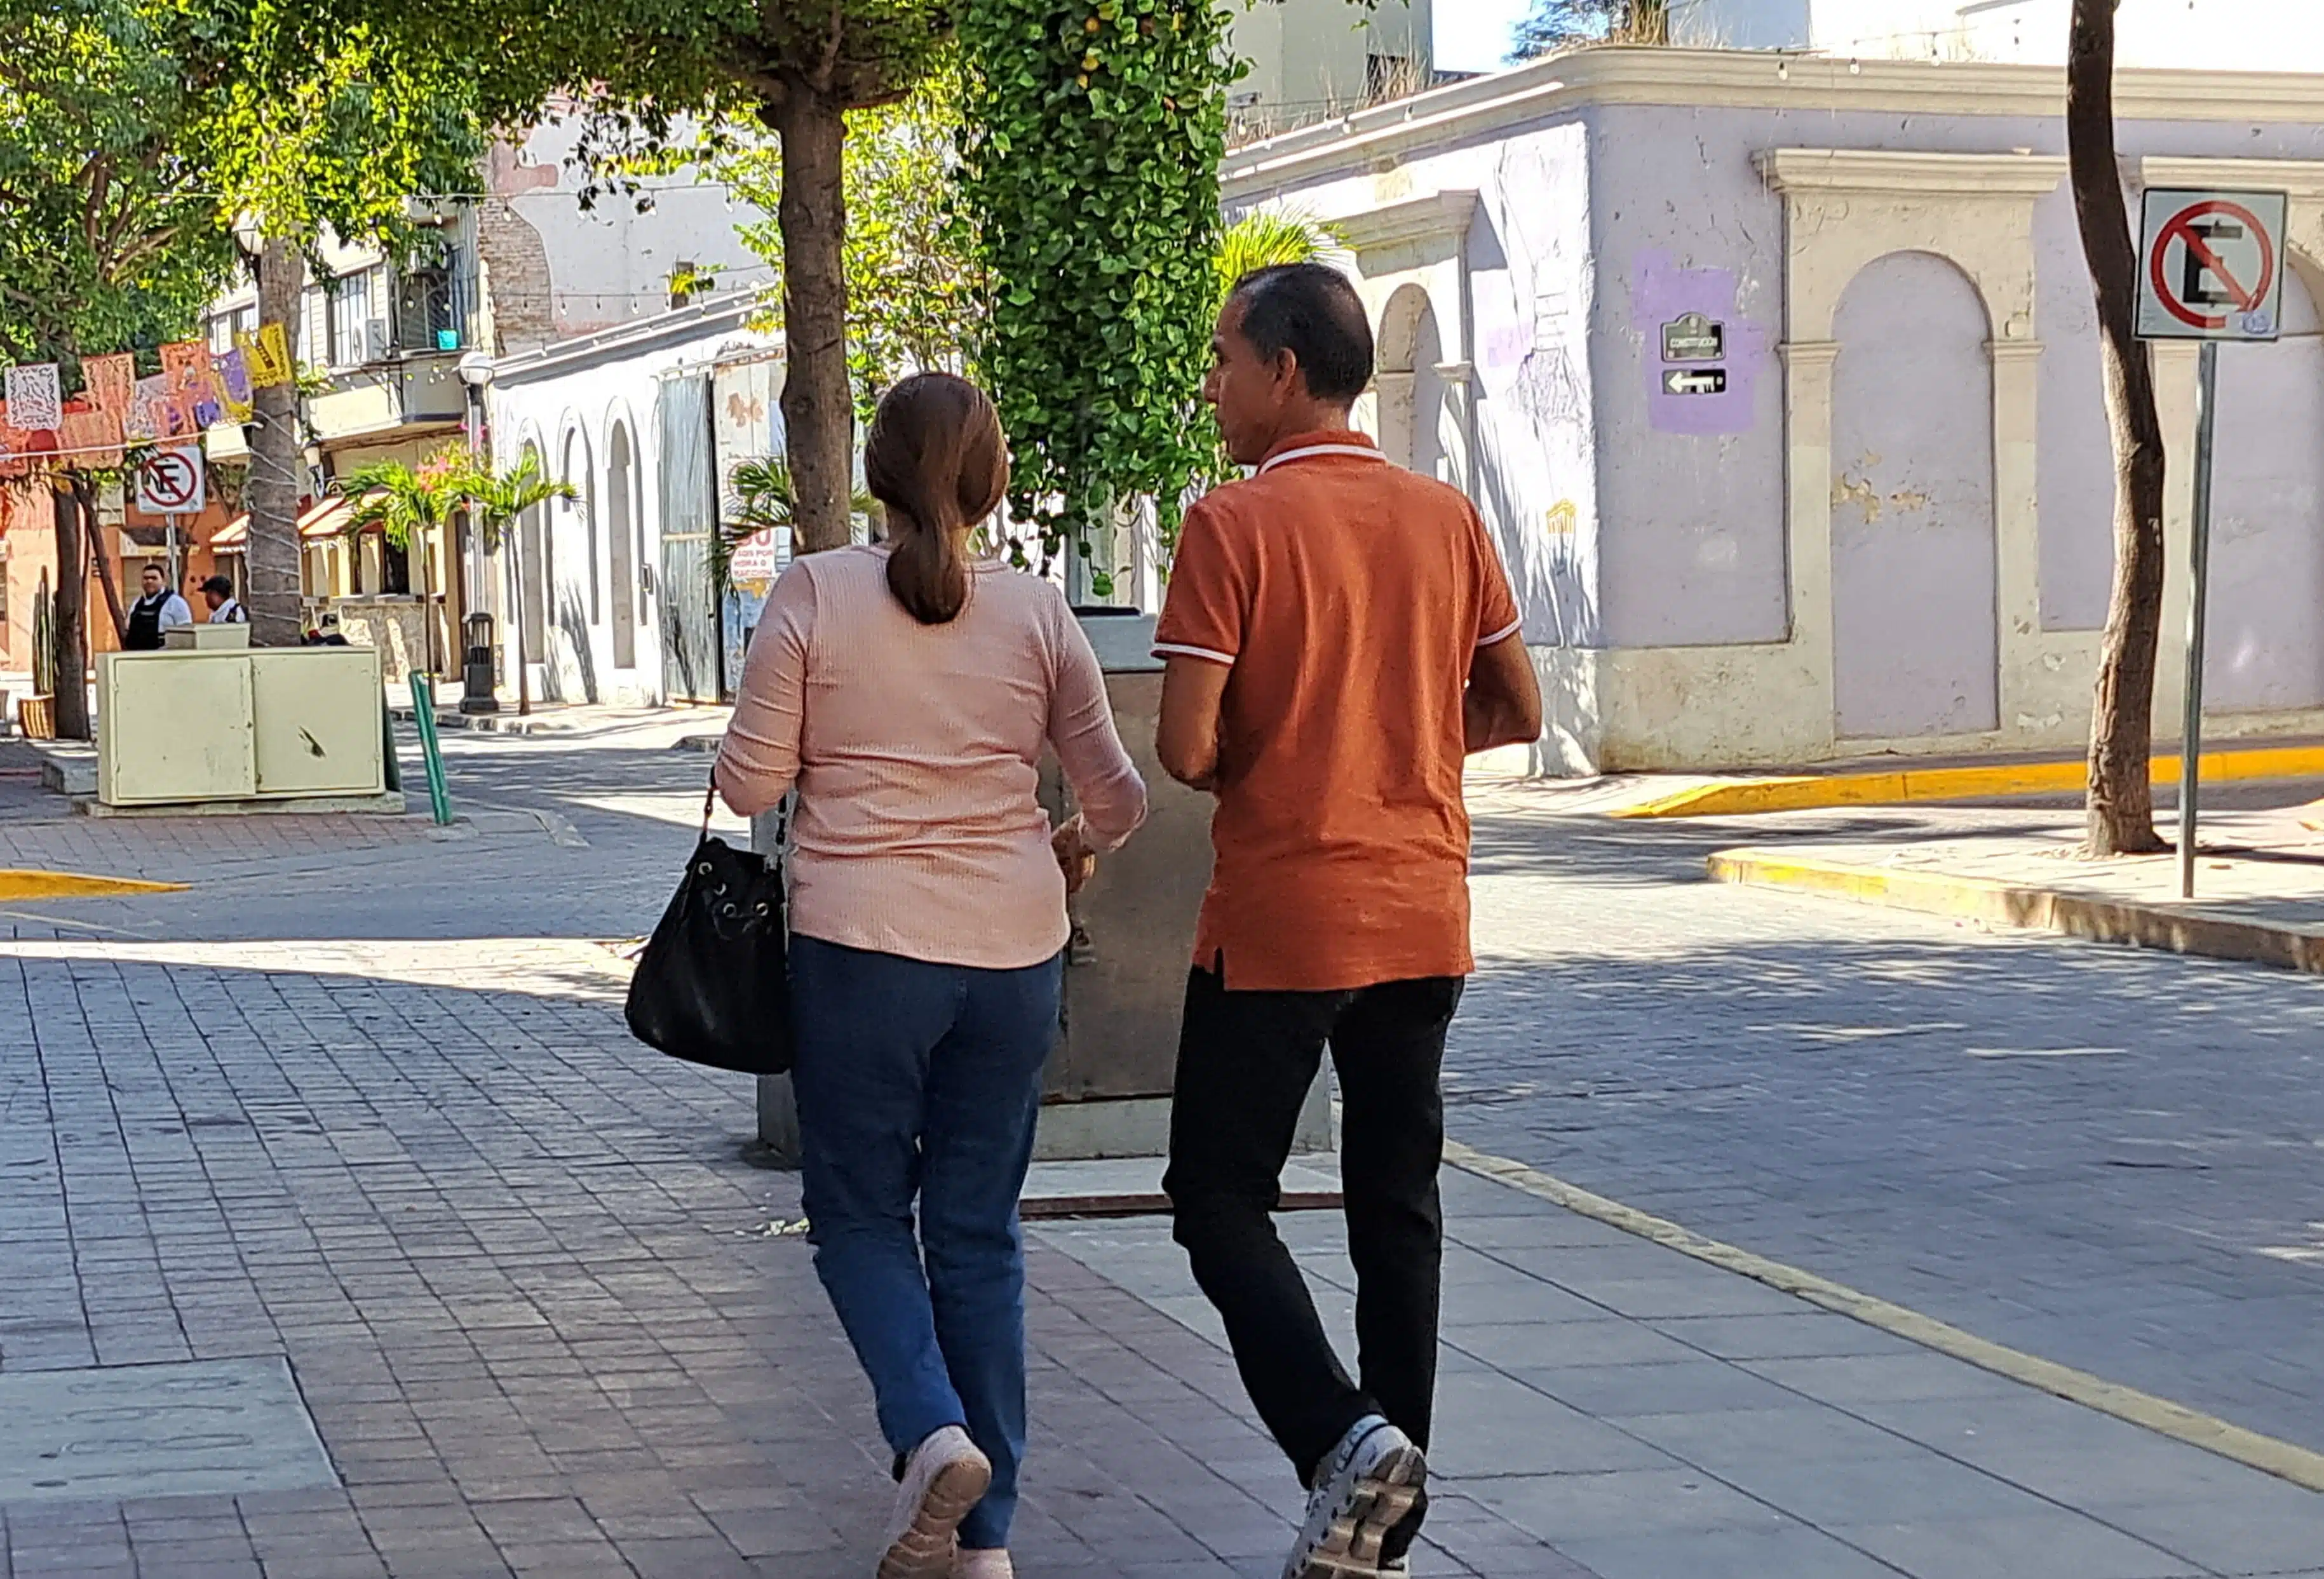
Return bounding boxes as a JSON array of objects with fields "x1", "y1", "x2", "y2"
[{"x1": 1281, "y1": 1415, "x2": 1428, "y2": 1579}]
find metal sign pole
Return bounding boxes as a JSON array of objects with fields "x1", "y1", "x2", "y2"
[
  {"x1": 2179, "y1": 339, "x2": 2221, "y2": 900},
  {"x1": 166, "y1": 515, "x2": 182, "y2": 590}
]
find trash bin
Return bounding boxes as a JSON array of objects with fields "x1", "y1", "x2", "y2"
[{"x1": 461, "y1": 612, "x2": 499, "y2": 713}]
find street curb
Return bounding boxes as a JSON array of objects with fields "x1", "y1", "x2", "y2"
[
  {"x1": 1443, "y1": 1139, "x2": 2324, "y2": 1494},
  {"x1": 1706, "y1": 847, "x2": 2324, "y2": 974},
  {"x1": 0, "y1": 869, "x2": 187, "y2": 900},
  {"x1": 1614, "y1": 741, "x2": 2324, "y2": 819}
]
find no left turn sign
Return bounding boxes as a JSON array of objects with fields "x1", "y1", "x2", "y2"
[
  {"x1": 135, "y1": 446, "x2": 205, "y2": 514},
  {"x1": 2138, "y1": 187, "x2": 2289, "y2": 342}
]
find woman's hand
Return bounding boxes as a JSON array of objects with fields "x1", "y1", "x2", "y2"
[{"x1": 1052, "y1": 816, "x2": 1099, "y2": 895}]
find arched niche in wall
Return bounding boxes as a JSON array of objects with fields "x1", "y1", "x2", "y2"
[
  {"x1": 1377, "y1": 282, "x2": 1447, "y2": 480},
  {"x1": 1830, "y1": 250, "x2": 1999, "y2": 739},
  {"x1": 1759, "y1": 148, "x2": 2064, "y2": 749}
]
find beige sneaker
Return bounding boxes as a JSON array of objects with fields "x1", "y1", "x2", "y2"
[
  {"x1": 952, "y1": 1550, "x2": 1014, "y2": 1578},
  {"x1": 878, "y1": 1425, "x2": 992, "y2": 1579}
]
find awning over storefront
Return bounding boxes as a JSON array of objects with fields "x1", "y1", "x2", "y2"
[{"x1": 212, "y1": 494, "x2": 370, "y2": 553}]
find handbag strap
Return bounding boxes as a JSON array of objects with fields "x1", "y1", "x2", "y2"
[{"x1": 702, "y1": 770, "x2": 794, "y2": 870}]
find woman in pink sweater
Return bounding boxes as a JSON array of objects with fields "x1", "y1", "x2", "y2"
[{"x1": 715, "y1": 373, "x2": 1147, "y2": 1579}]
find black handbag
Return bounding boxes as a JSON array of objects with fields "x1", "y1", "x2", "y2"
[{"x1": 625, "y1": 783, "x2": 794, "y2": 1075}]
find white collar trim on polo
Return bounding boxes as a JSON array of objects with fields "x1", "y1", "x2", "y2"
[{"x1": 1257, "y1": 443, "x2": 1388, "y2": 474}]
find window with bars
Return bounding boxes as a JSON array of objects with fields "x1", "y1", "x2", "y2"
[{"x1": 327, "y1": 268, "x2": 381, "y2": 367}]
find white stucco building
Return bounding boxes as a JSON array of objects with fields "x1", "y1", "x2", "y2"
[
  {"x1": 1226, "y1": 46, "x2": 2324, "y2": 773},
  {"x1": 481, "y1": 299, "x2": 783, "y2": 710}
]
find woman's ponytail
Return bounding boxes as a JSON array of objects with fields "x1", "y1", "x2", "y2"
[{"x1": 865, "y1": 373, "x2": 1009, "y2": 626}]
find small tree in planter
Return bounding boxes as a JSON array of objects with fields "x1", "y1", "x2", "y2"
[{"x1": 957, "y1": 0, "x2": 1235, "y2": 598}]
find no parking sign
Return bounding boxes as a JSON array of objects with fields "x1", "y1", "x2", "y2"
[
  {"x1": 2137, "y1": 188, "x2": 2288, "y2": 342},
  {"x1": 2135, "y1": 186, "x2": 2290, "y2": 901},
  {"x1": 134, "y1": 446, "x2": 205, "y2": 514}
]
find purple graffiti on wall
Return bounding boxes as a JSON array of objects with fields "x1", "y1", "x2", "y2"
[{"x1": 1632, "y1": 252, "x2": 1767, "y2": 437}]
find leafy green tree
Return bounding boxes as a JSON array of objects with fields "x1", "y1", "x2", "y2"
[
  {"x1": 0, "y1": 0, "x2": 489, "y2": 718},
  {"x1": 720, "y1": 68, "x2": 985, "y2": 420},
  {"x1": 0, "y1": 1, "x2": 242, "y2": 734},
  {"x1": 535, "y1": 2, "x2": 961, "y2": 553},
  {"x1": 957, "y1": 0, "x2": 1235, "y2": 596}
]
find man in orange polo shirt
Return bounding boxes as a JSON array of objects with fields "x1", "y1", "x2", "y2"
[{"x1": 1156, "y1": 263, "x2": 1542, "y2": 1579}]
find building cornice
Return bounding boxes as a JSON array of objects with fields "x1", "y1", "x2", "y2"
[
  {"x1": 1757, "y1": 149, "x2": 2068, "y2": 197},
  {"x1": 1330, "y1": 190, "x2": 1480, "y2": 252},
  {"x1": 489, "y1": 293, "x2": 770, "y2": 386},
  {"x1": 2140, "y1": 156, "x2": 2324, "y2": 199},
  {"x1": 1223, "y1": 45, "x2": 2324, "y2": 201}
]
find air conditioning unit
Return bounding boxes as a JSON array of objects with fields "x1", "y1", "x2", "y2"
[{"x1": 364, "y1": 318, "x2": 393, "y2": 361}]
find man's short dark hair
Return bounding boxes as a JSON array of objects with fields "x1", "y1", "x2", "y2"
[
  {"x1": 140, "y1": 564, "x2": 163, "y2": 579},
  {"x1": 1227, "y1": 263, "x2": 1374, "y2": 403},
  {"x1": 200, "y1": 575, "x2": 233, "y2": 598}
]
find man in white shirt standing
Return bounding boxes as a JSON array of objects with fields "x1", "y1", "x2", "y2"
[{"x1": 199, "y1": 575, "x2": 246, "y2": 625}]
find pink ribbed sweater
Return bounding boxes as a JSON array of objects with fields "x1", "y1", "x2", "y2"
[{"x1": 713, "y1": 545, "x2": 1148, "y2": 970}]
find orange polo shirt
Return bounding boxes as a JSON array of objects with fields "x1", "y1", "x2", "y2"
[{"x1": 1153, "y1": 431, "x2": 1522, "y2": 993}]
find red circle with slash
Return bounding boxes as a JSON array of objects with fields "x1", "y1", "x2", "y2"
[{"x1": 2151, "y1": 200, "x2": 2277, "y2": 331}]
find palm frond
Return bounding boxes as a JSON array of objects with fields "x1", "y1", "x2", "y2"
[{"x1": 1215, "y1": 210, "x2": 1351, "y2": 297}]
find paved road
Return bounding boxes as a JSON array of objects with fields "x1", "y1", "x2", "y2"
[{"x1": 1458, "y1": 785, "x2": 2324, "y2": 1461}]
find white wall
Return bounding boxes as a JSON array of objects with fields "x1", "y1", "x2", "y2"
[{"x1": 1677, "y1": 0, "x2": 2324, "y2": 71}]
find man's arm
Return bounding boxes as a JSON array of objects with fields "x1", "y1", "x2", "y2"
[
  {"x1": 1464, "y1": 633, "x2": 1543, "y2": 754},
  {"x1": 1157, "y1": 655, "x2": 1232, "y2": 791}
]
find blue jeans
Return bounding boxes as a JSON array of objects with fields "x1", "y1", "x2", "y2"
[{"x1": 789, "y1": 934, "x2": 1061, "y2": 1552}]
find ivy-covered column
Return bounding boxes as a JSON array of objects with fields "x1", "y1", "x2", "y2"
[{"x1": 957, "y1": 0, "x2": 1233, "y2": 599}]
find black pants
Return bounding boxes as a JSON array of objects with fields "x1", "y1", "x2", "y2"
[{"x1": 1164, "y1": 964, "x2": 1463, "y2": 1486}]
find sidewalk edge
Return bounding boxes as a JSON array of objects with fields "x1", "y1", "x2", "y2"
[
  {"x1": 1614, "y1": 742, "x2": 2324, "y2": 819},
  {"x1": 1707, "y1": 847, "x2": 2324, "y2": 974},
  {"x1": 1442, "y1": 1139, "x2": 2324, "y2": 1494}
]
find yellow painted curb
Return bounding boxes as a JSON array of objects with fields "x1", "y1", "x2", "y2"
[
  {"x1": 1708, "y1": 849, "x2": 2324, "y2": 974},
  {"x1": 0, "y1": 870, "x2": 187, "y2": 901},
  {"x1": 1614, "y1": 742, "x2": 2324, "y2": 819},
  {"x1": 1443, "y1": 1139, "x2": 2324, "y2": 1493}
]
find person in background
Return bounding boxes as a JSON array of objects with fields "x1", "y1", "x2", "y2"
[
  {"x1": 1153, "y1": 263, "x2": 1543, "y2": 1579},
  {"x1": 199, "y1": 575, "x2": 246, "y2": 625},
  {"x1": 715, "y1": 372, "x2": 1147, "y2": 1579},
  {"x1": 123, "y1": 563, "x2": 193, "y2": 651}
]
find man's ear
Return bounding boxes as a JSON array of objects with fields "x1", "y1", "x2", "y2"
[{"x1": 1267, "y1": 346, "x2": 1304, "y2": 400}]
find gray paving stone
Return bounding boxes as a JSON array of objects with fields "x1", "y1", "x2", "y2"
[
  {"x1": 1551, "y1": 1523, "x2": 1906, "y2": 1579},
  {"x1": 1645, "y1": 1312, "x2": 1926, "y2": 1362},
  {"x1": 1606, "y1": 1404, "x2": 1925, "y2": 1470},
  {"x1": 1445, "y1": 1319, "x2": 1702, "y2": 1372},
  {"x1": 1508, "y1": 1357, "x2": 1807, "y2": 1418},
  {"x1": 1826, "y1": 1512, "x2": 2204, "y2": 1579},
  {"x1": 1737, "y1": 1351, "x2": 2032, "y2": 1406},
  {"x1": 2090, "y1": 1486, "x2": 2324, "y2": 1576},
  {"x1": 1464, "y1": 1467, "x2": 1793, "y2": 1541}
]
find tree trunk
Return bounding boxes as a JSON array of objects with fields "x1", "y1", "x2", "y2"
[
  {"x1": 771, "y1": 85, "x2": 856, "y2": 554},
  {"x1": 49, "y1": 482, "x2": 90, "y2": 740},
  {"x1": 78, "y1": 480, "x2": 128, "y2": 647},
  {"x1": 246, "y1": 236, "x2": 307, "y2": 647},
  {"x1": 2069, "y1": 0, "x2": 2170, "y2": 857}
]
